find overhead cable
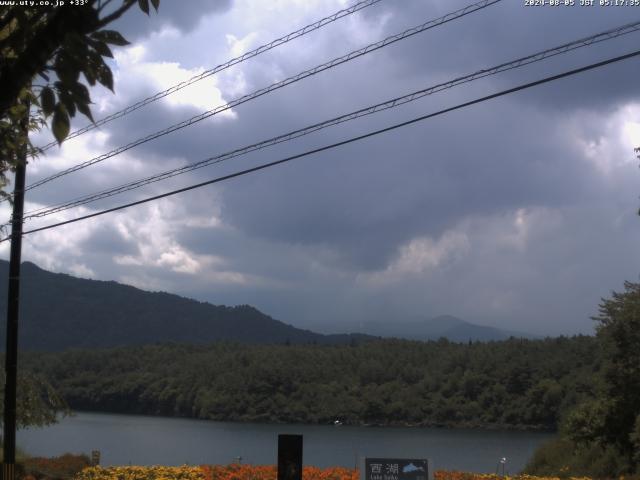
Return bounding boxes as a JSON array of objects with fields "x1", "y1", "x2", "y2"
[
  {"x1": 36, "y1": 0, "x2": 386, "y2": 152},
  {"x1": 20, "y1": 19, "x2": 640, "y2": 221},
  {"x1": 22, "y1": 0, "x2": 502, "y2": 193},
  {"x1": 7, "y1": 48, "x2": 639, "y2": 242}
]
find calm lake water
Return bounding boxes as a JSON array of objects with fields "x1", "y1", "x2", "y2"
[{"x1": 17, "y1": 412, "x2": 553, "y2": 473}]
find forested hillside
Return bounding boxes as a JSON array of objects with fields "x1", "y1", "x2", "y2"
[
  {"x1": 0, "y1": 261, "x2": 368, "y2": 349},
  {"x1": 24, "y1": 336, "x2": 600, "y2": 430}
]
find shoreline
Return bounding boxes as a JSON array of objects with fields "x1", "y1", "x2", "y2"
[{"x1": 60, "y1": 409, "x2": 557, "y2": 433}]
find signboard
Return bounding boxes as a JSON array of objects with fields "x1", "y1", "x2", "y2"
[{"x1": 363, "y1": 458, "x2": 430, "y2": 480}]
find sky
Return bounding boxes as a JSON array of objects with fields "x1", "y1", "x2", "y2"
[{"x1": 2, "y1": 0, "x2": 639, "y2": 336}]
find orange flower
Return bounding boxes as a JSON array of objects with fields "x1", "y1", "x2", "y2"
[{"x1": 74, "y1": 465, "x2": 609, "y2": 480}]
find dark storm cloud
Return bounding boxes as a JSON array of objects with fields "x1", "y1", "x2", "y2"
[
  {"x1": 214, "y1": 95, "x2": 601, "y2": 271},
  {"x1": 40, "y1": 0, "x2": 636, "y2": 270},
  {"x1": 181, "y1": 0, "x2": 640, "y2": 274},
  {"x1": 109, "y1": 0, "x2": 233, "y2": 42},
  {"x1": 77, "y1": 223, "x2": 139, "y2": 256},
  {"x1": 13, "y1": 0, "x2": 639, "y2": 336},
  {"x1": 377, "y1": 0, "x2": 640, "y2": 111}
]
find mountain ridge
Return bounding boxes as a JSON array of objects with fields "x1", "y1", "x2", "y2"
[
  {"x1": 310, "y1": 314, "x2": 535, "y2": 342},
  {"x1": 0, "y1": 260, "x2": 532, "y2": 350},
  {"x1": 0, "y1": 260, "x2": 370, "y2": 350}
]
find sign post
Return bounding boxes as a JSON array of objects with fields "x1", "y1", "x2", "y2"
[
  {"x1": 362, "y1": 458, "x2": 432, "y2": 480},
  {"x1": 277, "y1": 434, "x2": 303, "y2": 480}
]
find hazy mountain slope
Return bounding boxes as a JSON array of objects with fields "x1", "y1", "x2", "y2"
[
  {"x1": 312, "y1": 314, "x2": 534, "y2": 342},
  {"x1": 0, "y1": 261, "x2": 367, "y2": 350}
]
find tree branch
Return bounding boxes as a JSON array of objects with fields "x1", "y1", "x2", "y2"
[
  {"x1": 96, "y1": 0, "x2": 137, "y2": 28},
  {"x1": 97, "y1": 0, "x2": 116, "y2": 13},
  {"x1": 0, "y1": 9, "x2": 88, "y2": 116}
]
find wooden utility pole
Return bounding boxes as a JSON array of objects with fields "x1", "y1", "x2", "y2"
[{"x1": 2, "y1": 102, "x2": 28, "y2": 480}]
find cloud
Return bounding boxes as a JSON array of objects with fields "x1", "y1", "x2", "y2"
[
  {"x1": 360, "y1": 230, "x2": 471, "y2": 286},
  {"x1": 570, "y1": 103, "x2": 640, "y2": 175},
  {"x1": 111, "y1": 45, "x2": 235, "y2": 114},
  {"x1": 109, "y1": 0, "x2": 233, "y2": 41},
  {"x1": 5, "y1": 0, "x2": 639, "y2": 338}
]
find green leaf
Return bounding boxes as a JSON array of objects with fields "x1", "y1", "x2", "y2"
[
  {"x1": 9, "y1": 104, "x2": 27, "y2": 119},
  {"x1": 52, "y1": 104, "x2": 70, "y2": 145},
  {"x1": 59, "y1": 90, "x2": 76, "y2": 117},
  {"x1": 70, "y1": 82, "x2": 91, "y2": 104},
  {"x1": 138, "y1": 0, "x2": 150, "y2": 15},
  {"x1": 88, "y1": 39, "x2": 113, "y2": 58},
  {"x1": 83, "y1": 64, "x2": 97, "y2": 86},
  {"x1": 150, "y1": 0, "x2": 160, "y2": 11},
  {"x1": 91, "y1": 30, "x2": 130, "y2": 46},
  {"x1": 76, "y1": 101, "x2": 94, "y2": 124},
  {"x1": 96, "y1": 64, "x2": 114, "y2": 91},
  {"x1": 54, "y1": 53, "x2": 80, "y2": 84},
  {"x1": 41, "y1": 87, "x2": 55, "y2": 116},
  {"x1": 82, "y1": 49, "x2": 103, "y2": 86}
]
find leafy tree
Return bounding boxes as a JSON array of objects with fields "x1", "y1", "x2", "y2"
[
  {"x1": 0, "y1": 0, "x2": 159, "y2": 430},
  {"x1": 528, "y1": 282, "x2": 640, "y2": 477},
  {"x1": 630, "y1": 414, "x2": 640, "y2": 467},
  {"x1": 0, "y1": 370, "x2": 67, "y2": 428},
  {"x1": 0, "y1": 0, "x2": 159, "y2": 195},
  {"x1": 563, "y1": 398, "x2": 610, "y2": 446},
  {"x1": 592, "y1": 282, "x2": 640, "y2": 462}
]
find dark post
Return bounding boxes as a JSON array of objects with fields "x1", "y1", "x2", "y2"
[
  {"x1": 277, "y1": 434, "x2": 303, "y2": 480},
  {"x1": 2, "y1": 103, "x2": 28, "y2": 480}
]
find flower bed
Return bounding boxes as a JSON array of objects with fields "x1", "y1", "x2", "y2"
[
  {"x1": 77, "y1": 466, "x2": 204, "y2": 480},
  {"x1": 74, "y1": 466, "x2": 598, "y2": 480},
  {"x1": 434, "y1": 472, "x2": 592, "y2": 480},
  {"x1": 76, "y1": 465, "x2": 359, "y2": 480}
]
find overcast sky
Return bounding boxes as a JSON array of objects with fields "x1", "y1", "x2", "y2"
[{"x1": 2, "y1": 0, "x2": 639, "y2": 336}]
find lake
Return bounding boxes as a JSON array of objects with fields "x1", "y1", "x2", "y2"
[{"x1": 17, "y1": 412, "x2": 554, "y2": 473}]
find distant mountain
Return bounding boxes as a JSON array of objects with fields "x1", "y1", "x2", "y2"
[
  {"x1": 0, "y1": 261, "x2": 369, "y2": 351},
  {"x1": 312, "y1": 314, "x2": 535, "y2": 342}
]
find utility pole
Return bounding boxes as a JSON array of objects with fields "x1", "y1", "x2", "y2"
[{"x1": 2, "y1": 101, "x2": 28, "y2": 480}]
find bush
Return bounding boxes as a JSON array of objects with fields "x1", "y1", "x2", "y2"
[{"x1": 523, "y1": 436, "x2": 634, "y2": 479}]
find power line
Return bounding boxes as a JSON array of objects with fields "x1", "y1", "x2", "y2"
[
  {"x1": 19, "y1": 19, "x2": 640, "y2": 222},
  {"x1": 7, "y1": 48, "x2": 639, "y2": 243},
  {"x1": 21, "y1": 0, "x2": 502, "y2": 193},
  {"x1": 36, "y1": 0, "x2": 386, "y2": 153}
]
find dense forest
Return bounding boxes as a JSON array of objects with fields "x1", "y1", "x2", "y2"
[{"x1": 23, "y1": 336, "x2": 600, "y2": 430}]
